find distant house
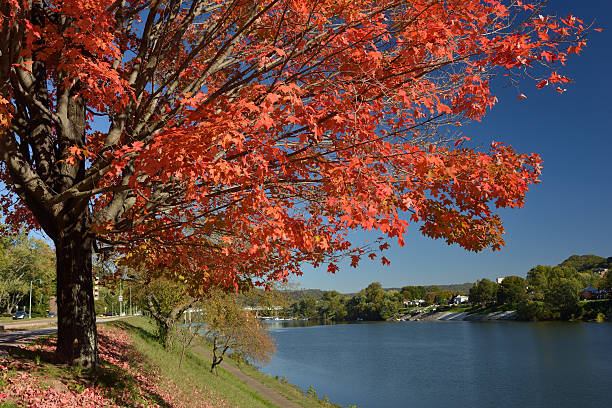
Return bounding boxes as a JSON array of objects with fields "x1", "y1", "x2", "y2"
[
  {"x1": 452, "y1": 295, "x2": 469, "y2": 305},
  {"x1": 581, "y1": 287, "x2": 606, "y2": 300},
  {"x1": 496, "y1": 277, "x2": 505, "y2": 284},
  {"x1": 593, "y1": 268, "x2": 608, "y2": 277},
  {"x1": 404, "y1": 299, "x2": 426, "y2": 306}
]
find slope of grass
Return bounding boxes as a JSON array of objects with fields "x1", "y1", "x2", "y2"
[
  {"x1": 0, "y1": 317, "x2": 345, "y2": 407},
  {"x1": 201, "y1": 340, "x2": 344, "y2": 408},
  {"x1": 118, "y1": 317, "x2": 344, "y2": 408},
  {"x1": 113, "y1": 317, "x2": 274, "y2": 408},
  {"x1": 467, "y1": 303, "x2": 515, "y2": 315}
]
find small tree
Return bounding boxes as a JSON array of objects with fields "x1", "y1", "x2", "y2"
[
  {"x1": 202, "y1": 290, "x2": 275, "y2": 375},
  {"x1": 176, "y1": 313, "x2": 203, "y2": 369},
  {"x1": 141, "y1": 278, "x2": 195, "y2": 349}
]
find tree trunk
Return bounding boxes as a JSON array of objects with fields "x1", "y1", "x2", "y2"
[{"x1": 55, "y1": 208, "x2": 98, "y2": 369}]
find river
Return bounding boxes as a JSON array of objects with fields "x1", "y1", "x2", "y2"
[{"x1": 259, "y1": 320, "x2": 612, "y2": 408}]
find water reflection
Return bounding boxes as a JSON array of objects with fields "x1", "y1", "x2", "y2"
[{"x1": 259, "y1": 321, "x2": 612, "y2": 408}]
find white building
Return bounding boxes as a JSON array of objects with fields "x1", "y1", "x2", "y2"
[
  {"x1": 593, "y1": 268, "x2": 608, "y2": 277},
  {"x1": 496, "y1": 277, "x2": 505, "y2": 284},
  {"x1": 452, "y1": 295, "x2": 469, "y2": 305},
  {"x1": 404, "y1": 299, "x2": 426, "y2": 306}
]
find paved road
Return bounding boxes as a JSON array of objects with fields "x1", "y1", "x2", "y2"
[
  {"x1": 0, "y1": 327, "x2": 57, "y2": 347},
  {"x1": 0, "y1": 316, "x2": 129, "y2": 347}
]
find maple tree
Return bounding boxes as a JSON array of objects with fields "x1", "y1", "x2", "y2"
[{"x1": 0, "y1": 0, "x2": 591, "y2": 367}]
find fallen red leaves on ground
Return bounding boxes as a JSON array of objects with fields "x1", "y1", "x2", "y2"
[{"x1": 0, "y1": 326, "x2": 224, "y2": 407}]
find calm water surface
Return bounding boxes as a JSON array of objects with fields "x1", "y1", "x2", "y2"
[{"x1": 259, "y1": 321, "x2": 612, "y2": 408}]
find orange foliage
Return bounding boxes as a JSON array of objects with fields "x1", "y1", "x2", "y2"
[{"x1": 0, "y1": 1, "x2": 591, "y2": 292}]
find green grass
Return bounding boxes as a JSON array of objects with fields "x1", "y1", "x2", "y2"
[
  {"x1": 441, "y1": 305, "x2": 471, "y2": 313},
  {"x1": 112, "y1": 317, "x2": 275, "y2": 408},
  {"x1": 467, "y1": 303, "x2": 515, "y2": 315},
  {"x1": 115, "y1": 317, "x2": 344, "y2": 408},
  {"x1": 1, "y1": 316, "x2": 345, "y2": 407},
  {"x1": 213, "y1": 344, "x2": 343, "y2": 408},
  {"x1": 577, "y1": 299, "x2": 611, "y2": 306}
]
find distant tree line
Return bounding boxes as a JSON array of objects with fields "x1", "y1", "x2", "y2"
[
  {"x1": 470, "y1": 255, "x2": 612, "y2": 321},
  {"x1": 285, "y1": 255, "x2": 612, "y2": 322},
  {"x1": 288, "y1": 282, "x2": 467, "y2": 322},
  {"x1": 0, "y1": 228, "x2": 55, "y2": 316}
]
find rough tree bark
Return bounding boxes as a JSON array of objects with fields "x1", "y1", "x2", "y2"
[{"x1": 55, "y1": 206, "x2": 98, "y2": 368}]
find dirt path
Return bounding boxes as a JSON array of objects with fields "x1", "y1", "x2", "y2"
[{"x1": 192, "y1": 344, "x2": 302, "y2": 408}]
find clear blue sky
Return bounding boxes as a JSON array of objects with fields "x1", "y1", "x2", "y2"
[{"x1": 293, "y1": 0, "x2": 612, "y2": 292}]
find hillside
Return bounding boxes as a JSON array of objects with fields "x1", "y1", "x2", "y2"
[{"x1": 557, "y1": 254, "x2": 612, "y2": 272}]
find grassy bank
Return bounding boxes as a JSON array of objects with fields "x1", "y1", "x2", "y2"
[
  {"x1": 0, "y1": 317, "x2": 344, "y2": 407},
  {"x1": 121, "y1": 317, "x2": 343, "y2": 408}
]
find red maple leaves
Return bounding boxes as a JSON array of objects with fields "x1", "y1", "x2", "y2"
[{"x1": 0, "y1": 1, "x2": 592, "y2": 292}]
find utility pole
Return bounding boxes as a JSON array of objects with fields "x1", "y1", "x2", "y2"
[
  {"x1": 119, "y1": 280, "x2": 123, "y2": 316},
  {"x1": 129, "y1": 286, "x2": 132, "y2": 315},
  {"x1": 29, "y1": 279, "x2": 42, "y2": 319}
]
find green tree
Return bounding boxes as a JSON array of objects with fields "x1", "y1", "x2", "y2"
[
  {"x1": 400, "y1": 286, "x2": 427, "y2": 301},
  {"x1": 298, "y1": 295, "x2": 317, "y2": 319},
  {"x1": 0, "y1": 230, "x2": 55, "y2": 315},
  {"x1": 346, "y1": 282, "x2": 399, "y2": 320},
  {"x1": 378, "y1": 297, "x2": 399, "y2": 320},
  {"x1": 345, "y1": 294, "x2": 368, "y2": 321},
  {"x1": 364, "y1": 282, "x2": 386, "y2": 304},
  {"x1": 140, "y1": 278, "x2": 195, "y2": 349},
  {"x1": 469, "y1": 279, "x2": 498, "y2": 306},
  {"x1": 386, "y1": 289, "x2": 403, "y2": 304},
  {"x1": 544, "y1": 278, "x2": 581, "y2": 318},
  {"x1": 318, "y1": 291, "x2": 347, "y2": 321},
  {"x1": 497, "y1": 276, "x2": 527, "y2": 305},
  {"x1": 526, "y1": 265, "x2": 552, "y2": 301}
]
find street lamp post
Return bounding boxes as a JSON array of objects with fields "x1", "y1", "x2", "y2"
[{"x1": 29, "y1": 278, "x2": 42, "y2": 319}]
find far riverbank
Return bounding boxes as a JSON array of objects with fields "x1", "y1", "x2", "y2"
[{"x1": 413, "y1": 310, "x2": 517, "y2": 321}]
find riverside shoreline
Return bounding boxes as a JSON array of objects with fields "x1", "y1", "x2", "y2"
[{"x1": 402, "y1": 310, "x2": 517, "y2": 321}]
